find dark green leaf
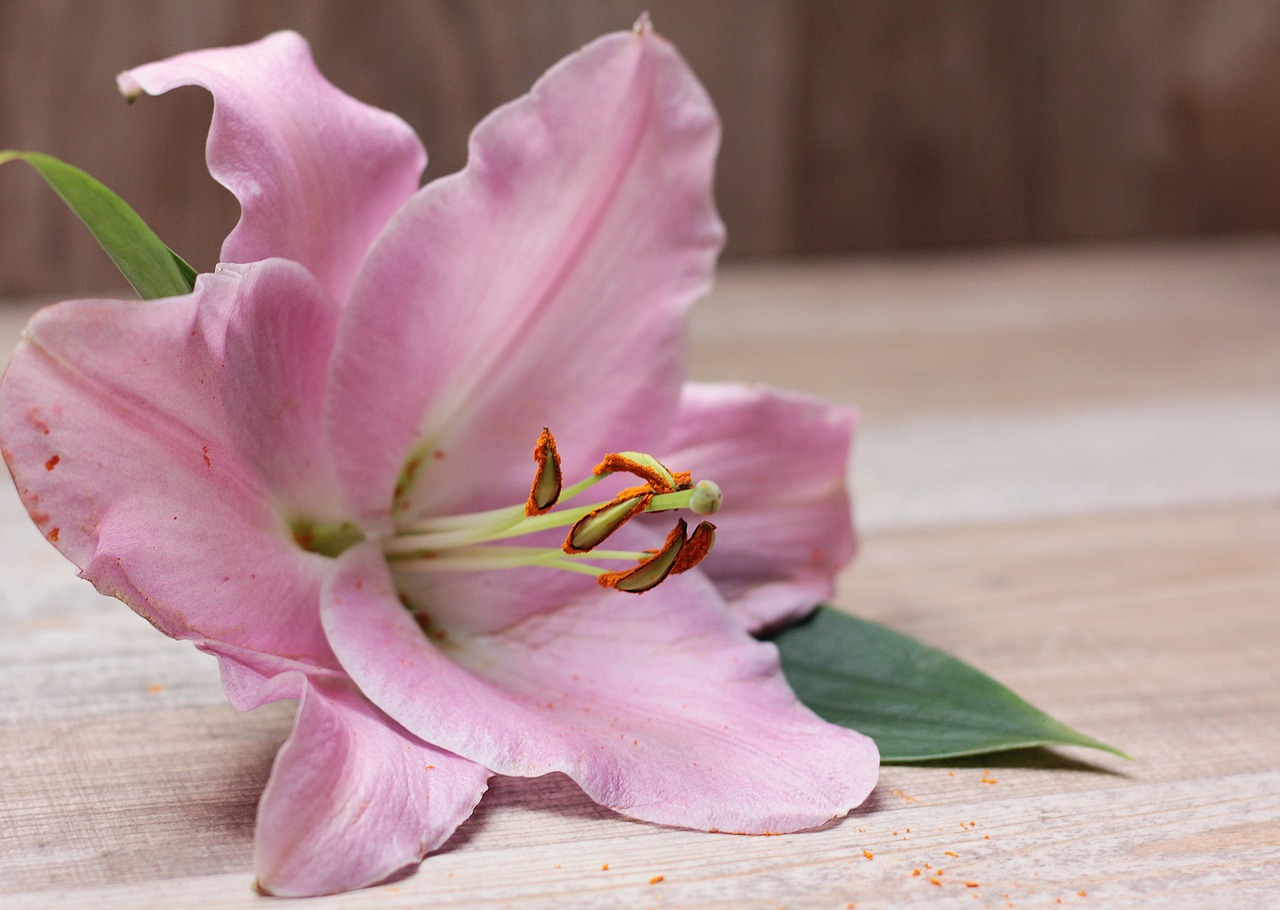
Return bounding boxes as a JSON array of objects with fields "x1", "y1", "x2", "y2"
[
  {"x1": 771, "y1": 606, "x2": 1127, "y2": 763},
  {"x1": 1, "y1": 150, "x2": 196, "y2": 299}
]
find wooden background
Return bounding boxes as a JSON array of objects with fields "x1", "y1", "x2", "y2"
[{"x1": 4, "y1": 0, "x2": 1280, "y2": 295}]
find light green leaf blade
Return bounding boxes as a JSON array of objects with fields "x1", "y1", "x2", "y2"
[
  {"x1": 1, "y1": 150, "x2": 196, "y2": 299},
  {"x1": 771, "y1": 607, "x2": 1128, "y2": 763}
]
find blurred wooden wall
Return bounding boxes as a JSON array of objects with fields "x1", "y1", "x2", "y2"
[{"x1": 3, "y1": 0, "x2": 1280, "y2": 295}]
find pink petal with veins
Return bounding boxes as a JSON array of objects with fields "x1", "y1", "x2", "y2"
[
  {"x1": 0, "y1": 261, "x2": 344, "y2": 664},
  {"x1": 119, "y1": 31, "x2": 425, "y2": 301},
  {"x1": 323, "y1": 542, "x2": 878, "y2": 834},
  {"x1": 328, "y1": 25, "x2": 723, "y2": 528},
  {"x1": 204, "y1": 649, "x2": 489, "y2": 897},
  {"x1": 660, "y1": 382, "x2": 858, "y2": 632}
]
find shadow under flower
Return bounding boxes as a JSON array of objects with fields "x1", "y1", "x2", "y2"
[
  {"x1": 890, "y1": 745, "x2": 1130, "y2": 777},
  {"x1": 436, "y1": 772, "x2": 619, "y2": 856}
]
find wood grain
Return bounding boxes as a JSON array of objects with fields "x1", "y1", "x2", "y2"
[
  {"x1": 690, "y1": 239, "x2": 1280, "y2": 416},
  {"x1": 0, "y1": 0, "x2": 802, "y2": 293},
  {"x1": 6, "y1": 2, "x2": 1280, "y2": 292},
  {"x1": 2, "y1": 239, "x2": 1278, "y2": 906}
]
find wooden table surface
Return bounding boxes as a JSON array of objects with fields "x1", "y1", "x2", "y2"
[{"x1": 2, "y1": 239, "x2": 1278, "y2": 908}]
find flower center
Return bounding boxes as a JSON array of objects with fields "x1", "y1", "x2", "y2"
[
  {"x1": 379, "y1": 428, "x2": 721, "y2": 594},
  {"x1": 291, "y1": 518, "x2": 364, "y2": 558}
]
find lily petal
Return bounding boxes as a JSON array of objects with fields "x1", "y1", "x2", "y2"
[
  {"x1": 328, "y1": 23, "x2": 724, "y2": 528},
  {"x1": 0, "y1": 261, "x2": 344, "y2": 664},
  {"x1": 203, "y1": 648, "x2": 489, "y2": 898},
  {"x1": 323, "y1": 543, "x2": 878, "y2": 833},
  {"x1": 660, "y1": 383, "x2": 857, "y2": 632},
  {"x1": 118, "y1": 31, "x2": 426, "y2": 301}
]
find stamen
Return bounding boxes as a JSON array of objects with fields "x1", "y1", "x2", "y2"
[
  {"x1": 564, "y1": 491, "x2": 652, "y2": 553},
  {"x1": 526, "y1": 427, "x2": 562, "y2": 516},
  {"x1": 593, "y1": 451, "x2": 677, "y2": 493},
  {"x1": 598, "y1": 519, "x2": 687, "y2": 593},
  {"x1": 383, "y1": 428, "x2": 725, "y2": 596},
  {"x1": 671, "y1": 520, "x2": 716, "y2": 574},
  {"x1": 388, "y1": 544, "x2": 649, "y2": 573}
]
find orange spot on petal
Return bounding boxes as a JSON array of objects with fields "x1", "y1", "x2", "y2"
[{"x1": 27, "y1": 407, "x2": 51, "y2": 435}]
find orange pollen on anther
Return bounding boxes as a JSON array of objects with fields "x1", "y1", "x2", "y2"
[
  {"x1": 614, "y1": 482, "x2": 655, "y2": 500},
  {"x1": 564, "y1": 491, "x2": 652, "y2": 553},
  {"x1": 592, "y1": 452, "x2": 677, "y2": 493},
  {"x1": 525, "y1": 427, "x2": 562, "y2": 516},
  {"x1": 597, "y1": 519, "x2": 687, "y2": 594},
  {"x1": 670, "y1": 520, "x2": 715, "y2": 574}
]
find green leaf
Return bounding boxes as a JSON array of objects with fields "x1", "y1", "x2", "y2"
[
  {"x1": 770, "y1": 607, "x2": 1128, "y2": 763},
  {"x1": 1, "y1": 150, "x2": 196, "y2": 299}
]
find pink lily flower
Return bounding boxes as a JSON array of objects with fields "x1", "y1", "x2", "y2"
[{"x1": 0, "y1": 22, "x2": 877, "y2": 897}]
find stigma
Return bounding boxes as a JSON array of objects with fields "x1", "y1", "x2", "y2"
[{"x1": 380, "y1": 428, "x2": 720, "y2": 593}]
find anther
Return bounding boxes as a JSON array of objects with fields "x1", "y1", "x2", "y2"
[
  {"x1": 598, "y1": 519, "x2": 687, "y2": 593},
  {"x1": 526, "y1": 427, "x2": 562, "y2": 516},
  {"x1": 671, "y1": 520, "x2": 716, "y2": 574},
  {"x1": 565, "y1": 491, "x2": 651, "y2": 553},
  {"x1": 593, "y1": 451, "x2": 677, "y2": 493}
]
